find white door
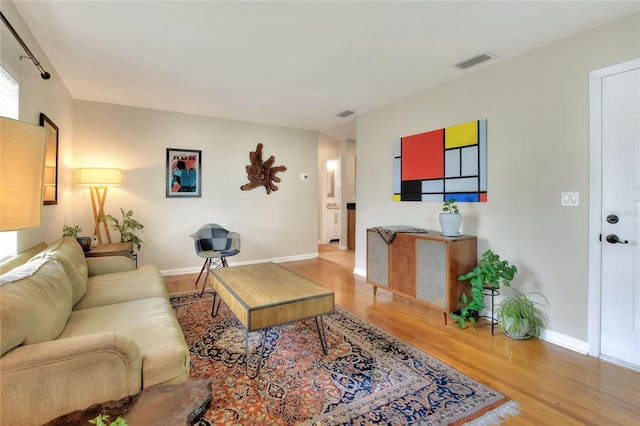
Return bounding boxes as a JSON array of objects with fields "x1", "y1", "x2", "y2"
[{"x1": 594, "y1": 60, "x2": 640, "y2": 369}]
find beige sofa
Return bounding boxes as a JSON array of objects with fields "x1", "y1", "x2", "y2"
[{"x1": 0, "y1": 237, "x2": 190, "y2": 425}]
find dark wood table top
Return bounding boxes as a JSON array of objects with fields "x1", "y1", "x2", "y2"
[{"x1": 45, "y1": 380, "x2": 212, "y2": 426}]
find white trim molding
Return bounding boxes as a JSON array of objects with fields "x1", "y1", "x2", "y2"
[{"x1": 587, "y1": 58, "x2": 640, "y2": 359}]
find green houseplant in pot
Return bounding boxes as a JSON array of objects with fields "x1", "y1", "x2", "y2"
[
  {"x1": 452, "y1": 249, "x2": 518, "y2": 329},
  {"x1": 496, "y1": 289, "x2": 547, "y2": 339},
  {"x1": 439, "y1": 198, "x2": 461, "y2": 236},
  {"x1": 101, "y1": 208, "x2": 144, "y2": 250},
  {"x1": 62, "y1": 225, "x2": 92, "y2": 252}
]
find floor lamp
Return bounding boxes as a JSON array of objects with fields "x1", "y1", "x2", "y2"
[
  {"x1": 0, "y1": 117, "x2": 47, "y2": 231},
  {"x1": 77, "y1": 168, "x2": 123, "y2": 244}
]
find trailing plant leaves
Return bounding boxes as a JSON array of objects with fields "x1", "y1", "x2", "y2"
[{"x1": 454, "y1": 249, "x2": 518, "y2": 329}]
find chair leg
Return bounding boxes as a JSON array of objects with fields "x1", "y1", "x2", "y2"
[
  {"x1": 200, "y1": 260, "x2": 213, "y2": 296},
  {"x1": 194, "y1": 258, "x2": 211, "y2": 290},
  {"x1": 211, "y1": 292, "x2": 223, "y2": 317},
  {"x1": 221, "y1": 257, "x2": 228, "y2": 267}
]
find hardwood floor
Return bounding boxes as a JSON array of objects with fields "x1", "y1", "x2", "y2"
[{"x1": 164, "y1": 257, "x2": 639, "y2": 425}]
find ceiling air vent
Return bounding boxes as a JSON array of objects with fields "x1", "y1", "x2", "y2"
[
  {"x1": 336, "y1": 110, "x2": 354, "y2": 118},
  {"x1": 454, "y1": 53, "x2": 495, "y2": 70}
]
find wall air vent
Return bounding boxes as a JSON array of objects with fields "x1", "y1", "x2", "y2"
[
  {"x1": 454, "y1": 53, "x2": 496, "y2": 70},
  {"x1": 336, "y1": 110, "x2": 354, "y2": 118}
]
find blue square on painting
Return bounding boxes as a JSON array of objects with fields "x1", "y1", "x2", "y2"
[{"x1": 450, "y1": 193, "x2": 479, "y2": 202}]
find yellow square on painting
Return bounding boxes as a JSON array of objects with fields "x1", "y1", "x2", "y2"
[
  {"x1": 393, "y1": 194, "x2": 401, "y2": 202},
  {"x1": 445, "y1": 121, "x2": 478, "y2": 149}
]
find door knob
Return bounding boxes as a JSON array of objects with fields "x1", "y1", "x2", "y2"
[
  {"x1": 606, "y1": 215, "x2": 619, "y2": 224},
  {"x1": 605, "y1": 234, "x2": 629, "y2": 244}
]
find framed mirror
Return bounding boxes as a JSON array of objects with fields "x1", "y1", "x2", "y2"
[{"x1": 39, "y1": 113, "x2": 58, "y2": 205}]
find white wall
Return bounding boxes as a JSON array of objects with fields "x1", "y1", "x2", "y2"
[
  {"x1": 2, "y1": 1, "x2": 319, "y2": 273},
  {"x1": 71, "y1": 101, "x2": 318, "y2": 273},
  {"x1": 4, "y1": 0, "x2": 638, "y2": 345},
  {"x1": 0, "y1": 2, "x2": 74, "y2": 252},
  {"x1": 355, "y1": 13, "x2": 640, "y2": 344}
]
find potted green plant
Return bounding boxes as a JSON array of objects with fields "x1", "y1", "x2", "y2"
[
  {"x1": 89, "y1": 414, "x2": 128, "y2": 426},
  {"x1": 452, "y1": 249, "x2": 518, "y2": 329},
  {"x1": 62, "y1": 225, "x2": 92, "y2": 252},
  {"x1": 496, "y1": 289, "x2": 547, "y2": 339},
  {"x1": 439, "y1": 198, "x2": 461, "y2": 236},
  {"x1": 62, "y1": 225, "x2": 82, "y2": 238},
  {"x1": 101, "y1": 208, "x2": 144, "y2": 250}
]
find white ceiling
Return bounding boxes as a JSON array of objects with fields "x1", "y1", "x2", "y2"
[{"x1": 11, "y1": 1, "x2": 640, "y2": 140}]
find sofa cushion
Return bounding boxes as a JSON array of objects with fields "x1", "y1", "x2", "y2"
[
  {"x1": 58, "y1": 296, "x2": 189, "y2": 388},
  {"x1": 0, "y1": 260, "x2": 73, "y2": 356},
  {"x1": 31, "y1": 237, "x2": 89, "y2": 305},
  {"x1": 74, "y1": 265, "x2": 169, "y2": 310},
  {"x1": 87, "y1": 256, "x2": 135, "y2": 276}
]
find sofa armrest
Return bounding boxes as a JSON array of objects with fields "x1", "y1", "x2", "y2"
[
  {"x1": 0, "y1": 332, "x2": 142, "y2": 425},
  {"x1": 86, "y1": 256, "x2": 136, "y2": 276}
]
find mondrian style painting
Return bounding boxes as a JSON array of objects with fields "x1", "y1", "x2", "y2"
[{"x1": 393, "y1": 119, "x2": 487, "y2": 202}]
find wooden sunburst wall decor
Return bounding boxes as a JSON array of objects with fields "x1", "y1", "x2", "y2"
[{"x1": 240, "y1": 143, "x2": 287, "y2": 194}]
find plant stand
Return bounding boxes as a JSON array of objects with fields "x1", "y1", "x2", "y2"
[{"x1": 478, "y1": 286, "x2": 499, "y2": 336}]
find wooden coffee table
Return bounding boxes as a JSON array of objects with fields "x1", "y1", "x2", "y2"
[{"x1": 210, "y1": 262, "x2": 335, "y2": 377}]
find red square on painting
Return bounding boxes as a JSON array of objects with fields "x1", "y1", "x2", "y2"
[{"x1": 401, "y1": 129, "x2": 444, "y2": 180}]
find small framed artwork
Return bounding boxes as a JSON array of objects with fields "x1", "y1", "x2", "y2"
[
  {"x1": 166, "y1": 148, "x2": 201, "y2": 198},
  {"x1": 39, "y1": 113, "x2": 58, "y2": 205}
]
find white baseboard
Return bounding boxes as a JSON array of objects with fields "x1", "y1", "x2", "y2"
[
  {"x1": 467, "y1": 309, "x2": 589, "y2": 356},
  {"x1": 599, "y1": 354, "x2": 640, "y2": 372},
  {"x1": 539, "y1": 329, "x2": 589, "y2": 354},
  {"x1": 353, "y1": 267, "x2": 366, "y2": 277},
  {"x1": 162, "y1": 267, "x2": 201, "y2": 276},
  {"x1": 160, "y1": 253, "x2": 319, "y2": 276}
]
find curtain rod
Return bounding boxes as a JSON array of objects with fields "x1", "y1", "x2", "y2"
[{"x1": 0, "y1": 11, "x2": 50, "y2": 79}]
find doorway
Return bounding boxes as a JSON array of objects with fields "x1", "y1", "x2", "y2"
[
  {"x1": 588, "y1": 58, "x2": 640, "y2": 370},
  {"x1": 322, "y1": 158, "x2": 342, "y2": 244}
]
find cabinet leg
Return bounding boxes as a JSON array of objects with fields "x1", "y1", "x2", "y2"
[
  {"x1": 443, "y1": 312, "x2": 448, "y2": 325},
  {"x1": 373, "y1": 286, "x2": 377, "y2": 296}
]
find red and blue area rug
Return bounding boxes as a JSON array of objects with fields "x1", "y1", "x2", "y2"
[{"x1": 170, "y1": 292, "x2": 519, "y2": 425}]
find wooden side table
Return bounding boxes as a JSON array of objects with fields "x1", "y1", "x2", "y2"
[{"x1": 85, "y1": 241, "x2": 137, "y2": 267}]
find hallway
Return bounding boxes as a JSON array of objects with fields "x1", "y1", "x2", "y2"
[{"x1": 317, "y1": 243, "x2": 354, "y2": 271}]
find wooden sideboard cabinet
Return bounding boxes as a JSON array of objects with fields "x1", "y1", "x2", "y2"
[{"x1": 366, "y1": 228, "x2": 477, "y2": 319}]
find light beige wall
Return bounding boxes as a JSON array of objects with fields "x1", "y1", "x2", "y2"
[
  {"x1": 0, "y1": 2, "x2": 74, "y2": 252},
  {"x1": 355, "y1": 13, "x2": 640, "y2": 343},
  {"x1": 72, "y1": 101, "x2": 318, "y2": 272}
]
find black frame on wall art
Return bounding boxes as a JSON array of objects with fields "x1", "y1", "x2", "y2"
[
  {"x1": 166, "y1": 148, "x2": 201, "y2": 198},
  {"x1": 39, "y1": 113, "x2": 58, "y2": 205}
]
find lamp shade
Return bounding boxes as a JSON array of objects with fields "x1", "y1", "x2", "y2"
[
  {"x1": 77, "y1": 168, "x2": 123, "y2": 186},
  {"x1": 43, "y1": 166, "x2": 56, "y2": 185},
  {"x1": 0, "y1": 117, "x2": 47, "y2": 231}
]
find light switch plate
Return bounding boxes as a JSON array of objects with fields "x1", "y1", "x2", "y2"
[{"x1": 561, "y1": 192, "x2": 579, "y2": 206}]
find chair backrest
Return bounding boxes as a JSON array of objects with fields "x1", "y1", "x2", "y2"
[{"x1": 192, "y1": 223, "x2": 231, "y2": 252}]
